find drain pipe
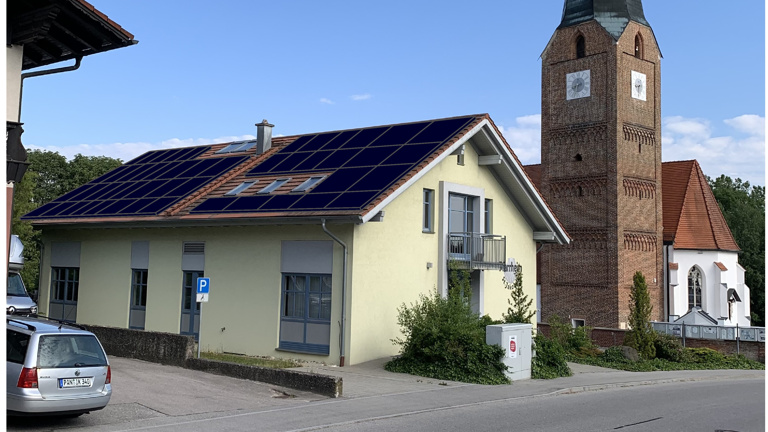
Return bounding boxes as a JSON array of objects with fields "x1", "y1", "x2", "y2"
[
  {"x1": 321, "y1": 219, "x2": 348, "y2": 367},
  {"x1": 19, "y1": 57, "x2": 83, "y2": 122}
]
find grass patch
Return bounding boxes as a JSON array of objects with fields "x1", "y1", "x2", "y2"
[{"x1": 201, "y1": 352, "x2": 302, "y2": 369}]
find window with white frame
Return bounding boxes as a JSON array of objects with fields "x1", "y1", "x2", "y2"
[
  {"x1": 293, "y1": 176, "x2": 325, "y2": 192},
  {"x1": 423, "y1": 189, "x2": 434, "y2": 233},
  {"x1": 258, "y1": 178, "x2": 290, "y2": 194}
]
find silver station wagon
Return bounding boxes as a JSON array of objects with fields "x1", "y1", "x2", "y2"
[{"x1": 6, "y1": 316, "x2": 112, "y2": 416}]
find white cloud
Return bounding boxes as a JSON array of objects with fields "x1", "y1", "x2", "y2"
[
  {"x1": 724, "y1": 114, "x2": 765, "y2": 137},
  {"x1": 319, "y1": 98, "x2": 334, "y2": 105},
  {"x1": 663, "y1": 115, "x2": 765, "y2": 185},
  {"x1": 498, "y1": 114, "x2": 541, "y2": 165},
  {"x1": 27, "y1": 135, "x2": 257, "y2": 163},
  {"x1": 350, "y1": 94, "x2": 372, "y2": 101}
]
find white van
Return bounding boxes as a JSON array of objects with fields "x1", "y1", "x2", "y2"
[{"x1": 7, "y1": 235, "x2": 37, "y2": 315}]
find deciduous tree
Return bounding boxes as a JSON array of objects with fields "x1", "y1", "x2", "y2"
[{"x1": 708, "y1": 175, "x2": 765, "y2": 326}]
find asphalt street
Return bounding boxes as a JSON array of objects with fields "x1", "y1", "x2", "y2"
[{"x1": 6, "y1": 356, "x2": 765, "y2": 431}]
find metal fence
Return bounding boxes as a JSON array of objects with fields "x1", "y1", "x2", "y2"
[
  {"x1": 448, "y1": 233, "x2": 506, "y2": 271},
  {"x1": 652, "y1": 322, "x2": 766, "y2": 343}
]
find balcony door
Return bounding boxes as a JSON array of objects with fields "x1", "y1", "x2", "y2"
[{"x1": 449, "y1": 193, "x2": 475, "y2": 260}]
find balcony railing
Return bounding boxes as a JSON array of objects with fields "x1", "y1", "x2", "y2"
[{"x1": 448, "y1": 232, "x2": 506, "y2": 271}]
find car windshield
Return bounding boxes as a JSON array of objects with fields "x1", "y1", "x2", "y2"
[
  {"x1": 37, "y1": 335, "x2": 107, "y2": 368},
  {"x1": 7, "y1": 273, "x2": 28, "y2": 297}
]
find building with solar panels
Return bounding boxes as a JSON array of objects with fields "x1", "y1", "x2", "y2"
[{"x1": 23, "y1": 114, "x2": 569, "y2": 366}]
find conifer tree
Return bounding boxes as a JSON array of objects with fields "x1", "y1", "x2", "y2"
[
  {"x1": 502, "y1": 265, "x2": 535, "y2": 324},
  {"x1": 624, "y1": 271, "x2": 656, "y2": 359}
]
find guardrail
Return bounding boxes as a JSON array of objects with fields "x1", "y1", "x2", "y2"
[{"x1": 448, "y1": 232, "x2": 506, "y2": 270}]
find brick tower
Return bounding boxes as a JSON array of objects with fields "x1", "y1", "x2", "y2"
[{"x1": 538, "y1": 0, "x2": 664, "y2": 328}]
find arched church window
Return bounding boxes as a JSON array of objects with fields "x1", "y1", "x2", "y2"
[
  {"x1": 687, "y1": 267, "x2": 702, "y2": 310},
  {"x1": 576, "y1": 35, "x2": 586, "y2": 59},
  {"x1": 634, "y1": 34, "x2": 643, "y2": 59}
]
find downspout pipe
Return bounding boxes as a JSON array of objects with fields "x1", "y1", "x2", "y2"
[
  {"x1": 19, "y1": 56, "x2": 83, "y2": 122},
  {"x1": 321, "y1": 219, "x2": 348, "y2": 367}
]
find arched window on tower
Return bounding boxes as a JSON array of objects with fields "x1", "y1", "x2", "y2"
[
  {"x1": 576, "y1": 35, "x2": 586, "y2": 59},
  {"x1": 687, "y1": 267, "x2": 702, "y2": 310},
  {"x1": 634, "y1": 34, "x2": 643, "y2": 59}
]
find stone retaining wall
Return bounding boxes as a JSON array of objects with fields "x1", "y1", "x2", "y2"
[{"x1": 85, "y1": 325, "x2": 342, "y2": 397}]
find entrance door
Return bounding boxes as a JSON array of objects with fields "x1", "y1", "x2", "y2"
[
  {"x1": 180, "y1": 271, "x2": 203, "y2": 341},
  {"x1": 49, "y1": 267, "x2": 79, "y2": 322}
]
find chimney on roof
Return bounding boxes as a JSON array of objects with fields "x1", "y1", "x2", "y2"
[{"x1": 256, "y1": 119, "x2": 274, "y2": 153}]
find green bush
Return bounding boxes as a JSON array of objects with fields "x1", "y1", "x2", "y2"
[
  {"x1": 385, "y1": 288, "x2": 509, "y2": 385},
  {"x1": 653, "y1": 332, "x2": 686, "y2": 362},
  {"x1": 547, "y1": 315, "x2": 598, "y2": 357},
  {"x1": 684, "y1": 347, "x2": 726, "y2": 364},
  {"x1": 531, "y1": 331, "x2": 572, "y2": 379}
]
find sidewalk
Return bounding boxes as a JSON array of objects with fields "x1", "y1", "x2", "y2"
[{"x1": 291, "y1": 357, "x2": 765, "y2": 399}]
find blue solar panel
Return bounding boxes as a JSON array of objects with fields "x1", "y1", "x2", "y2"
[
  {"x1": 370, "y1": 123, "x2": 427, "y2": 147},
  {"x1": 315, "y1": 149, "x2": 361, "y2": 170},
  {"x1": 258, "y1": 194, "x2": 302, "y2": 210},
  {"x1": 24, "y1": 116, "x2": 477, "y2": 220},
  {"x1": 328, "y1": 191, "x2": 379, "y2": 209},
  {"x1": 192, "y1": 197, "x2": 236, "y2": 213},
  {"x1": 382, "y1": 143, "x2": 442, "y2": 165},
  {"x1": 272, "y1": 152, "x2": 314, "y2": 173},
  {"x1": 223, "y1": 195, "x2": 273, "y2": 212},
  {"x1": 411, "y1": 117, "x2": 471, "y2": 143},
  {"x1": 310, "y1": 167, "x2": 371, "y2": 193},
  {"x1": 292, "y1": 133, "x2": 339, "y2": 153},
  {"x1": 246, "y1": 152, "x2": 291, "y2": 175},
  {"x1": 348, "y1": 164, "x2": 413, "y2": 192},
  {"x1": 290, "y1": 193, "x2": 340, "y2": 210},
  {"x1": 344, "y1": 146, "x2": 395, "y2": 167},
  {"x1": 294, "y1": 150, "x2": 334, "y2": 171},
  {"x1": 23, "y1": 149, "x2": 249, "y2": 219}
]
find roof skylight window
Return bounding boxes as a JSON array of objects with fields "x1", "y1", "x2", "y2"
[
  {"x1": 292, "y1": 176, "x2": 326, "y2": 192},
  {"x1": 216, "y1": 141, "x2": 258, "y2": 154},
  {"x1": 258, "y1": 178, "x2": 290, "y2": 194},
  {"x1": 225, "y1": 181, "x2": 257, "y2": 196}
]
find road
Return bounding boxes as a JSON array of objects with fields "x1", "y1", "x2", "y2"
[{"x1": 6, "y1": 357, "x2": 764, "y2": 432}]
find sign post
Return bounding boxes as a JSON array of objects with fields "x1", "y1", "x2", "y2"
[{"x1": 196, "y1": 278, "x2": 210, "y2": 359}]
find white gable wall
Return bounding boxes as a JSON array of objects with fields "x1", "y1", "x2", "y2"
[{"x1": 668, "y1": 247, "x2": 750, "y2": 326}]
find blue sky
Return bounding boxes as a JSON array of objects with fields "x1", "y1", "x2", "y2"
[{"x1": 19, "y1": 1, "x2": 766, "y2": 185}]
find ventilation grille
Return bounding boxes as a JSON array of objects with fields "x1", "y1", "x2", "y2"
[{"x1": 183, "y1": 242, "x2": 205, "y2": 255}]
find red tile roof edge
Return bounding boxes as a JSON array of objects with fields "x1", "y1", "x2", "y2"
[{"x1": 73, "y1": 0, "x2": 135, "y2": 40}]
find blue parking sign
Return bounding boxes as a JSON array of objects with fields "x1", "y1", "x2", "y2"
[{"x1": 197, "y1": 277, "x2": 210, "y2": 294}]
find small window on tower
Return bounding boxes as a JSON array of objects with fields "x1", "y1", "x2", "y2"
[
  {"x1": 574, "y1": 154, "x2": 583, "y2": 162},
  {"x1": 634, "y1": 34, "x2": 643, "y2": 59},
  {"x1": 576, "y1": 35, "x2": 586, "y2": 59}
]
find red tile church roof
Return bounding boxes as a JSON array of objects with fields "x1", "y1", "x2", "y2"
[{"x1": 661, "y1": 160, "x2": 740, "y2": 251}]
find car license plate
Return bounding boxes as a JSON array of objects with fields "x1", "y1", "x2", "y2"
[{"x1": 59, "y1": 377, "x2": 93, "y2": 388}]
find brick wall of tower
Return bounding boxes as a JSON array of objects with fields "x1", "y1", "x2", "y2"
[{"x1": 539, "y1": 19, "x2": 664, "y2": 329}]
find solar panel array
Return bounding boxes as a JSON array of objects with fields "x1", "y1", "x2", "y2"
[
  {"x1": 190, "y1": 116, "x2": 476, "y2": 214},
  {"x1": 23, "y1": 146, "x2": 250, "y2": 220}
]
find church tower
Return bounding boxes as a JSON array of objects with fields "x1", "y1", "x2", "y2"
[{"x1": 539, "y1": 0, "x2": 664, "y2": 328}]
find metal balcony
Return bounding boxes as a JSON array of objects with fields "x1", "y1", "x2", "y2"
[{"x1": 448, "y1": 232, "x2": 506, "y2": 271}]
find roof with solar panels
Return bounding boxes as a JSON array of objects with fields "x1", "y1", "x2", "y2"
[{"x1": 22, "y1": 114, "x2": 569, "y2": 243}]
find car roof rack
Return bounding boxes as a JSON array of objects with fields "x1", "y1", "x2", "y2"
[
  {"x1": 7, "y1": 317, "x2": 37, "y2": 332},
  {"x1": 12, "y1": 314, "x2": 89, "y2": 331}
]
